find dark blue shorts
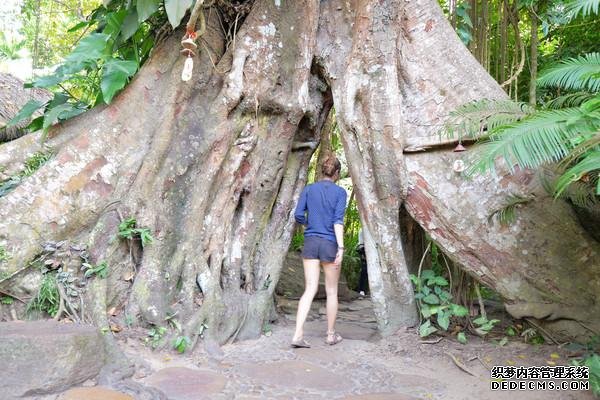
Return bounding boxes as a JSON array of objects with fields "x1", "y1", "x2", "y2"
[{"x1": 302, "y1": 236, "x2": 338, "y2": 262}]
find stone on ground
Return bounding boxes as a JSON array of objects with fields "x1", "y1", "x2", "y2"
[
  {"x1": 235, "y1": 360, "x2": 347, "y2": 391},
  {"x1": 145, "y1": 367, "x2": 226, "y2": 400},
  {"x1": 0, "y1": 320, "x2": 105, "y2": 399},
  {"x1": 58, "y1": 386, "x2": 134, "y2": 400}
]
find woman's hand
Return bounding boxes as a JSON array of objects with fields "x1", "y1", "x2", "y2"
[{"x1": 334, "y1": 247, "x2": 344, "y2": 266}]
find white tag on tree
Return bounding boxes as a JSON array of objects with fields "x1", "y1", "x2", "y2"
[{"x1": 181, "y1": 56, "x2": 194, "y2": 82}]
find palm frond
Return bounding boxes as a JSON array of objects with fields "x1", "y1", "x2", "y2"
[
  {"x1": 538, "y1": 53, "x2": 600, "y2": 93},
  {"x1": 443, "y1": 99, "x2": 534, "y2": 140},
  {"x1": 538, "y1": 167, "x2": 599, "y2": 208},
  {"x1": 555, "y1": 150, "x2": 600, "y2": 196},
  {"x1": 565, "y1": 0, "x2": 600, "y2": 18},
  {"x1": 488, "y1": 195, "x2": 534, "y2": 226},
  {"x1": 545, "y1": 92, "x2": 596, "y2": 109},
  {"x1": 467, "y1": 108, "x2": 599, "y2": 175},
  {"x1": 560, "y1": 132, "x2": 600, "y2": 166}
]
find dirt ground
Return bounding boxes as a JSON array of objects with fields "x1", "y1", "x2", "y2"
[{"x1": 68, "y1": 296, "x2": 594, "y2": 400}]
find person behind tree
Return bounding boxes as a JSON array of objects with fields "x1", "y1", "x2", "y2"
[
  {"x1": 356, "y1": 228, "x2": 368, "y2": 297},
  {"x1": 291, "y1": 154, "x2": 347, "y2": 348}
]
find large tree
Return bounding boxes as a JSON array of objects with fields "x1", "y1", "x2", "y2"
[{"x1": 1, "y1": 0, "x2": 598, "y2": 345}]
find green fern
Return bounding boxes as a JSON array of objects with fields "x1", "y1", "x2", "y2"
[
  {"x1": 488, "y1": 195, "x2": 535, "y2": 226},
  {"x1": 545, "y1": 92, "x2": 596, "y2": 109},
  {"x1": 444, "y1": 100, "x2": 534, "y2": 140},
  {"x1": 467, "y1": 107, "x2": 599, "y2": 175},
  {"x1": 555, "y1": 152, "x2": 600, "y2": 196},
  {"x1": 565, "y1": 0, "x2": 600, "y2": 18},
  {"x1": 538, "y1": 53, "x2": 600, "y2": 93}
]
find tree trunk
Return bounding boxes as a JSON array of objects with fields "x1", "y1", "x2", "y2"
[
  {"x1": 315, "y1": 109, "x2": 335, "y2": 181},
  {"x1": 1, "y1": 0, "x2": 598, "y2": 344},
  {"x1": 529, "y1": 8, "x2": 538, "y2": 107}
]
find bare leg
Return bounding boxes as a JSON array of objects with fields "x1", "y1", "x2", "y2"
[
  {"x1": 323, "y1": 261, "x2": 341, "y2": 337},
  {"x1": 292, "y1": 259, "x2": 320, "y2": 342}
]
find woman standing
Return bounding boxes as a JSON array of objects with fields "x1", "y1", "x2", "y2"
[{"x1": 291, "y1": 155, "x2": 347, "y2": 348}]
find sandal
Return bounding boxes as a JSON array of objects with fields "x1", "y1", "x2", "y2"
[
  {"x1": 325, "y1": 331, "x2": 343, "y2": 346},
  {"x1": 291, "y1": 338, "x2": 311, "y2": 348}
]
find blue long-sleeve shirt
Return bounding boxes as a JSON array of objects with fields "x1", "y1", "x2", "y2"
[{"x1": 294, "y1": 180, "x2": 347, "y2": 243}]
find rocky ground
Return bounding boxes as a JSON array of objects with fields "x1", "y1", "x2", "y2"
[
  {"x1": 10, "y1": 295, "x2": 592, "y2": 400},
  {"x1": 2, "y1": 256, "x2": 595, "y2": 399}
]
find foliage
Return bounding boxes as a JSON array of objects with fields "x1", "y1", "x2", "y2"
[
  {"x1": 118, "y1": 217, "x2": 153, "y2": 247},
  {"x1": 455, "y1": 1, "x2": 474, "y2": 45},
  {"x1": 0, "y1": 245, "x2": 9, "y2": 263},
  {"x1": 472, "y1": 316, "x2": 500, "y2": 336},
  {"x1": 21, "y1": 151, "x2": 53, "y2": 177},
  {"x1": 173, "y1": 335, "x2": 191, "y2": 353},
  {"x1": 410, "y1": 268, "x2": 469, "y2": 338},
  {"x1": 488, "y1": 194, "x2": 534, "y2": 225},
  {"x1": 82, "y1": 261, "x2": 108, "y2": 279},
  {"x1": 20, "y1": 0, "x2": 103, "y2": 68},
  {"x1": 0, "y1": 31, "x2": 26, "y2": 60},
  {"x1": 0, "y1": 296, "x2": 14, "y2": 305},
  {"x1": 571, "y1": 336, "x2": 600, "y2": 395},
  {"x1": 446, "y1": 52, "x2": 600, "y2": 200},
  {"x1": 146, "y1": 326, "x2": 167, "y2": 349},
  {"x1": 14, "y1": 0, "x2": 169, "y2": 138},
  {"x1": 27, "y1": 273, "x2": 59, "y2": 317},
  {"x1": 0, "y1": 150, "x2": 53, "y2": 198}
]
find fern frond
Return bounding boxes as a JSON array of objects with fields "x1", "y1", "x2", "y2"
[
  {"x1": 560, "y1": 132, "x2": 600, "y2": 166},
  {"x1": 538, "y1": 53, "x2": 600, "y2": 93},
  {"x1": 488, "y1": 195, "x2": 534, "y2": 226},
  {"x1": 443, "y1": 99, "x2": 533, "y2": 140},
  {"x1": 555, "y1": 150, "x2": 600, "y2": 196},
  {"x1": 545, "y1": 92, "x2": 595, "y2": 109},
  {"x1": 467, "y1": 108, "x2": 599, "y2": 175},
  {"x1": 565, "y1": 0, "x2": 600, "y2": 18}
]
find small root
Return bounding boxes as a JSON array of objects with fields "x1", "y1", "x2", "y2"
[
  {"x1": 445, "y1": 352, "x2": 478, "y2": 377},
  {"x1": 420, "y1": 337, "x2": 443, "y2": 344}
]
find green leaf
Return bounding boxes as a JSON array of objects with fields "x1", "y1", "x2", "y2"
[
  {"x1": 165, "y1": 0, "x2": 194, "y2": 29},
  {"x1": 450, "y1": 304, "x2": 469, "y2": 317},
  {"x1": 421, "y1": 270, "x2": 435, "y2": 281},
  {"x1": 103, "y1": 10, "x2": 127, "y2": 39},
  {"x1": 422, "y1": 293, "x2": 440, "y2": 305},
  {"x1": 457, "y1": 332, "x2": 467, "y2": 344},
  {"x1": 121, "y1": 11, "x2": 140, "y2": 41},
  {"x1": 65, "y1": 33, "x2": 110, "y2": 64},
  {"x1": 101, "y1": 59, "x2": 138, "y2": 103},
  {"x1": 7, "y1": 99, "x2": 46, "y2": 127},
  {"x1": 419, "y1": 320, "x2": 438, "y2": 338},
  {"x1": 43, "y1": 104, "x2": 75, "y2": 130},
  {"x1": 473, "y1": 316, "x2": 487, "y2": 325},
  {"x1": 420, "y1": 303, "x2": 432, "y2": 318},
  {"x1": 32, "y1": 73, "x2": 66, "y2": 88},
  {"x1": 137, "y1": 0, "x2": 160, "y2": 22},
  {"x1": 437, "y1": 310, "x2": 450, "y2": 331}
]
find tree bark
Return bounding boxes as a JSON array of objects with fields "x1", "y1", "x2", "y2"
[{"x1": 1, "y1": 0, "x2": 598, "y2": 343}]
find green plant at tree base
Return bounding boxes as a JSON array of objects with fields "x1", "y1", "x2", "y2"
[
  {"x1": 118, "y1": 217, "x2": 153, "y2": 247},
  {"x1": 0, "y1": 151, "x2": 53, "y2": 198},
  {"x1": 472, "y1": 316, "x2": 500, "y2": 336},
  {"x1": 26, "y1": 273, "x2": 59, "y2": 317},
  {"x1": 0, "y1": 245, "x2": 10, "y2": 263},
  {"x1": 82, "y1": 261, "x2": 108, "y2": 279},
  {"x1": 146, "y1": 326, "x2": 167, "y2": 349},
  {"x1": 173, "y1": 335, "x2": 192, "y2": 353},
  {"x1": 0, "y1": 296, "x2": 14, "y2": 305},
  {"x1": 571, "y1": 335, "x2": 600, "y2": 396},
  {"x1": 410, "y1": 268, "x2": 469, "y2": 338}
]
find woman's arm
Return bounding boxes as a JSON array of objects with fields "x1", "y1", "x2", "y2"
[
  {"x1": 333, "y1": 188, "x2": 347, "y2": 266},
  {"x1": 294, "y1": 187, "x2": 308, "y2": 225}
]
